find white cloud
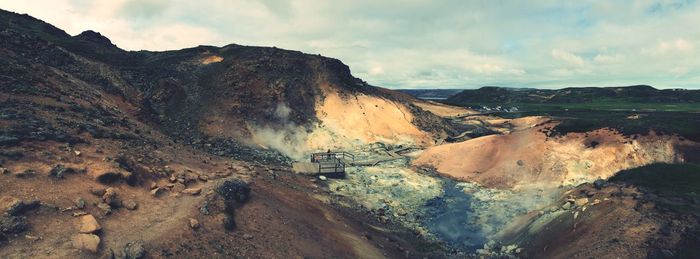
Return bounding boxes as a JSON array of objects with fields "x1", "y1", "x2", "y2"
[
  {"x1": 2, "y1": 0, "x2": 700, "y2": 89},
  {"x1": 551, "y1": 49, "x2": 585, "y2": 66}
]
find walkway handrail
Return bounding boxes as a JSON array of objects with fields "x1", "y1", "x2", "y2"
[{"x1": 311, "y1": 151, "x2": 354, "y2": 162}]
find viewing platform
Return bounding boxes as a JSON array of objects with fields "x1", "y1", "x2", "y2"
[{"x1": 292, "y1": 151, "x2": 355, "y2": 178}]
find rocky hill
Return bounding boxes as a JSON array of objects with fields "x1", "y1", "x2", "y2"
[
  {"x1": 0, "y1": 9, "x2": 459, "y2": 258},
  {"x1": 444, "y1": 85, "x2": 700, "y2": 106}
]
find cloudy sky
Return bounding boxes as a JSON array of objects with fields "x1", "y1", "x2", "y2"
[{"x1": 2, "y1": 0, "x2": 700, "y2": 89}]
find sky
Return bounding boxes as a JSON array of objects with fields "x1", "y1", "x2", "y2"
[{"x1": 2, "y1": 0, "x2": 700, "y2": 89}]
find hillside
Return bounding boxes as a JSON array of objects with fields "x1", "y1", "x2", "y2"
[
  {"x1": 0, "y1": 9, "x2": 456, "y2": 258},
  {"x1": 445, "y1": 85, "x2": 700, "y2": 107}
]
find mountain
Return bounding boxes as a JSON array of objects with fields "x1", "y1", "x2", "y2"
[
  {"x1": 444, "y1": 85, "x2": 700, "y2": 106},
  {"x1": 0, "y1": 9, "x2": 457, "y2": 258}
]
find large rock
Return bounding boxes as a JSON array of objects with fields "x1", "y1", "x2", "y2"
[
  {"x1": 78, "y1": 215, "x2": 101, "y2": 233},
  {"x1": 217, "y1": 179, "x2": 251, "y2": 203},
  {"x1": 72, "y1": 234, "x2": 100, "y2": 253}
]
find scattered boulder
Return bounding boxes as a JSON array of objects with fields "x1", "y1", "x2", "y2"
[
  {"x1": 172, "y1": 183, "x2": 186, "y2": 192},
  {"x1": 1, "y1": 197, "x2": 39, "y2": 216},
  {"x1": 123, "y1": 241, "x2": 146, "y2": 259},
  {"x1": 75, "y1": 198, "x2": 86, "y2": 210},
  {"x1": 217, "y1": 179, "x2": 251, "y2": 203},
  {"x1": 182, "y1": 188, "x2": 201, "y2": 196},
  {"x1": 97, "y1": 203, "x2": 112, "y2": 215},
  {"x1": 25, "y1": 234, "x2": 40, "y2": 241},
  {"x1": 49, "y1": 164, "x2": 76, "y2": 178},
  {"x1": 102, "y1": 188, "x2": 120, "y2": 208},
  {"x1": 0, "y1": 167, "x2": 9, "y2": 175},
  {"x1": 593, "y1": 179, "x2": 606, "y2": 190},
  {"x1": 1, "y1": 196, "x2": 22, "y2": 215},
  {"x1": 90, "y1": 187, "x2": 107, "y2": 197},
  {"x1": 516, "y1": 160, "x2": 525, "y2": 166},
  {"x1": 189, "y1": 218, "x2": 200, "y2": 229},
  {"x1": 72, "y1": 234, "x2": 100, "y2": 253},
  {"x1": 15, "y1": 169, "x2": 37, "y2": 178},
  {"x1": 561, "y1": 202, "x2": 571, "y2": 210},
  {"x1": 319, "y1": 175, "x2": 327, "y2": 181},
  {"x1": 96, "y1": 171, "x2": 122, "y2": 184},
  {"x1": 150, "y1": 187, "x2": 165, "y2": 197},
  {"x1": 242, "y1": 233, "x2": 253, "y2": 240},
  {"x1": 125, "y1": 200, "x2": 138, "y2": 210},
  {"x1": 575, "y1": 197, "x2": 589, "y2": 207},
  {"x1": 78, "y1": 214, "x2": 101, "y2": 234},
  {"x1": 0, "y1": 215, "x2": 29, "y2": 234}
]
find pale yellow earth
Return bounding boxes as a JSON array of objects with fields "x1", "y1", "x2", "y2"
[
  {"x1": 413, "y1": 125, "x2": 688, "y2": 189},
  {"x1": 413, "y1": 100, "x2": 476, "y2": 117},
  {"x1": 305, "y1": 89, "x2": 434, "y2": 150},
  {"x1": 200, "y1": 55, "x2": 224, "y2": 64}
]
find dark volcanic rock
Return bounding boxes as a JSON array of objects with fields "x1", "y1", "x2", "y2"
[
  {"x1": 0, "y1": 215, "x2": 29, "y2": 234},
  {"x1": 217, "y1": 179, "x2": 251, "y2": 203},
  {"x1": 49, "y1": 164, "x2": 76, "y2": 178}
]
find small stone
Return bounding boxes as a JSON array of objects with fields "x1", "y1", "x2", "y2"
[
  {"x1": 75, "y1": 198, "x2": 86, "y2": 209},
  {"x1": 575, "y1": 197, "x2": 589, "y2": 207},
  {"x1": 125, "y1": 200, "x2": 138, "y2": 210},
  {"x1": 25, "y1": 234, "x2": 40, "y2": 241},
  {"x1": 172, "y1": 183, "x2": 186, "y2": 192},
  {"x1": 90, "y1": 187, "x2": 107, "y2": 197},
  {"x1": 198, "y1": 175, "x2": 208, "y2": 182},
  {"x1": 182, "y1": 188, "x2": 202, "y2": 195},
  {"x1": 516, "y1": 160, "x2": 525, "y2": 166},
  {"x1": 123, "y1": 241, "x2": 146, "y2": 259},
  {"x1": 72, "y1": 234, "x2": 100, "y2": 253},
  {"x1": 242, "y1": 233, "x2": 253, "y2": 240},
  {"x1": 149, "y1": 182, "x2": 157, "y2": 190},
  {"x1": 0, "y1": 167, "x2": 10, "y2": 175},
  {"x1": 72, "y1": 211, "x2": 88, "y2": 217},
  {"x1": 102, "y1": 188, "x2": 118, "y2": 206},
  {"x1": 593, "y1": 179, "x2": 606, "y2": 190},
  {"x1": 561, "y1": 202, "x2": 571, "y2": 210},
  {"x1": 150, "y1": 187, "x2": 165, "y2": 197},
  {"x1": 74, "y1": 150, "x2": 81, "y2": 156},
  {"x1": 189, "y1": 218, "x2": 200, "y2": 229},
  {"x1": 319, "y1": 175, "x2": 327, "y2": 181},
  {"x1": 78, "y1": 215, "x2": 101, "y2": 233},
  {"x1": 97, "y1": 203, "x2": 112, "y2": 215}
]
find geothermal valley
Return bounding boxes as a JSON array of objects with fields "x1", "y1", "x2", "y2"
[{"x1": 2, "y1": 9, "x2": 700, "y2": 259}]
